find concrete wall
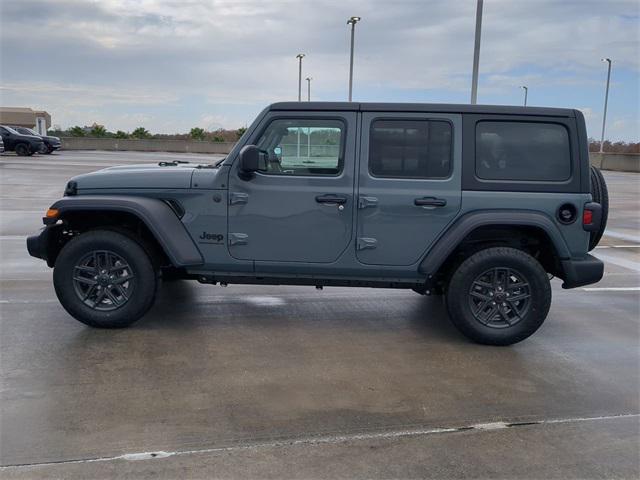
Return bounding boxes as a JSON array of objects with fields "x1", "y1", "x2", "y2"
[
  {"x1": 590, "y1": 152, "x2": 640, "y2": 173},
  {"x1": 59, "y1": 137, "x2": 639, "y2": 172},
  {"x1": 60, "y1": 137, "x2": 236, "y2": 154}
]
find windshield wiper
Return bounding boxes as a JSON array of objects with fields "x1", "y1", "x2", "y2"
[{"x1": 158, "y1": 160, "x2": 189, "y2": 167}]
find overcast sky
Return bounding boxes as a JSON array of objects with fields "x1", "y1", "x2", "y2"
[{"x1": 1, "y1": 0, "x2": 638, "y2": 140}]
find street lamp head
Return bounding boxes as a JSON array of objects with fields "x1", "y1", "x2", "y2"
[
  {"x1": 347, "y1": 16, "x2": 361, "y2": 24},
  {"x1": 296, "y1": 53, "x2": 305, "y2": 59},
  {"x1": 601, "y1": 57, "x2": 611, "y2": 63},
  {"x1": 305, "y1": 77, "x2": 312, "y2": 81},
  {"x1": 520, "y1": 85, "x2": 527, "y2": 90}
]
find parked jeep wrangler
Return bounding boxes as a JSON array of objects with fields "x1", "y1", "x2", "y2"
[{"x1": 27, "y1": 102, "x2": 608, "y2": 345}]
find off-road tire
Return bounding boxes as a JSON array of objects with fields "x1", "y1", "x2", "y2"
[
  {"x1": 446, "y1": 247, "x2": 551, "y2": 346},
  {"x1": 14, "y1": 143, "x2": 29, "y2": 156},
  {"x1": 53, "y1": 230, "x2": 158, "y2": 328},
  {"x1": 589, "y1": 165, "x2": 609, "y2": 250}
]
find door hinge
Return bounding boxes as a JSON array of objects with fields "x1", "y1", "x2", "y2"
[
  {"x1": 357, "y1": 237, "x2": 377, "y2": 250},
  {"x1": 228, "y1": 233, "x2": 248, "y2": 246},
  {"x1": 358, "y1": 196, "x2": 378, "y2": 209},
  {"x1": 229, "y1": 192, "x2": 249, "y2": 205}
]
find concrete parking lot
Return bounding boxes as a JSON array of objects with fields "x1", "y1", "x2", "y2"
[{"x1": 0, "y1": 151, "x2": 638, "y2": 479}]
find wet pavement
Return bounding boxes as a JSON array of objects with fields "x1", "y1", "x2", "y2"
[{"x1": 1, "y1": 151, "x2": 638, "y2": 478}]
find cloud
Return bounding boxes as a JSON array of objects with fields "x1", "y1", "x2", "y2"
[{"x1": 1, "y1": 0, "x2": 638, "y2": 138}]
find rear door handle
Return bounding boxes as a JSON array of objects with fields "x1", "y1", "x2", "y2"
[
  {"x1": 316, "y1": 194, "x2": 347, "y2": 205},
  {"x1": 414, "y1": 197, "x2": 447, "y2": 207}
]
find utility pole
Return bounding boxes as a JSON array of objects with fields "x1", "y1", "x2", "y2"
[
  {"x1": 470, "y1": 0, "x2": 483, "y2": 104},
  {"x1": 296, "y1": 53, "x2": 305, "y2": 101},
  {"x1": 520, "y1": 86, "x2": 528, "y2": 106},
  {"x1": 347, "y1": 16, "x2": 361, "y2": 101},
  {"x1": 600, "y1": 58, "x2": 612, "y2": 153}
]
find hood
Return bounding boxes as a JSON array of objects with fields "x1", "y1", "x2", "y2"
[
  {"x1": 71, "y1": 163, "x2": 207, "y2": 190},
  {"x1": 20, "y1": 133, "x2": 45, "y2": 142},
  {"x1": 42, "y1": 135, "x2": 61, "y2": 142}
]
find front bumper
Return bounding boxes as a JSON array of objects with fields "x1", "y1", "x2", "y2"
[
  {"x1": 561, "y1": 254, "x2": 604, "y2": 289},
  {"x1": 27, "y1": 225, "x2": 61, "y2": 267}
]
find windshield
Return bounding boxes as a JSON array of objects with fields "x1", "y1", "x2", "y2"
[
  {"x1": 1, "y1": 126, "x2": 21, "y2": 135},
  {"x1": 15, "y1": 127, "x2": 38, "y2": 136}
]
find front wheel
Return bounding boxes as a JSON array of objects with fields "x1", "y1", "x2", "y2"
[
  {"x1": 445, "y1": 247, "x2": 551, "y2": 345},
  {"x1": 14, "y1": 143, "x2": 30, "y2": 156},
  {"x1": 53, "y1": 230, "x2": 158, "y2": 328}
]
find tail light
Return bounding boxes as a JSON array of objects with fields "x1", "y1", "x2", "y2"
[{"x1": 582, "y1": 202, "x2": 602, "y2": 232}]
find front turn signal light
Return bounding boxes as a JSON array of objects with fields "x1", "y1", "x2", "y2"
[{"x1": 43, "y1": 208, "x2": 59, "y2": 225}]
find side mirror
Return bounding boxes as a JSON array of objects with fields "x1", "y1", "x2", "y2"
[{"x1": 239, "y1": 145, "x2": 268, "y2": 173}]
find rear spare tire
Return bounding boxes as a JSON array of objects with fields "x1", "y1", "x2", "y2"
[{"x1": 589, "y1": 165, "x2": 609, "y2": 250}]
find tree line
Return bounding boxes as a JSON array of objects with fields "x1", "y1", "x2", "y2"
[{"x1": 49, "y1": 123, "x2": 247, "y2": 143}]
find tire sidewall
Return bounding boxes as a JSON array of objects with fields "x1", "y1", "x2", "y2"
[
  {"x1": 447, "y1": 248, "x2": 551, "y2": 345},
  {"x1": 54, "y1": 231, "x2": 157, "y2": 328}
]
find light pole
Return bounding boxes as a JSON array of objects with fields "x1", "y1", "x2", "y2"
[
  {"x1": 305, "y1": 77, "x2": 312, "y2": 157},
  {"x1": 520, "y1": 86, "x2": 528, "y2": 106},
  {"x1": 306, "y1": 77, "x2": 312, "y2": 101},
  {"x1": 296, "y1": 53, "x2": 305, "y2": 102},
  {"x1": 347, "y1": 16, "x2": 361, "y2": 102},
  {"x1": 470, "y1": 0, "x2": 483, "y2": 104},
  {"x1": 600, "y1": 58, "x2": 612, "y2": 153}
]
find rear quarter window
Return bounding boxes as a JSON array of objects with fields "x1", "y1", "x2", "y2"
[{"x1": 476, "y1": 121, "x2": 571, "y2": 181}]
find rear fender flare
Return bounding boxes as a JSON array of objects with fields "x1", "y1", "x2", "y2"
[
  {"x1": 50, "y1": 195, "x2": 203, "y2": 267},
  {"x1": 419, "y1": 210, "x2": 571, "y2": 276}
]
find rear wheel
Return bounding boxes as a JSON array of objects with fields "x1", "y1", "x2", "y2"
[
  {"x1": 445, "y1": 247, "x2": 551, "y2": 345},
  {"x1": 53, "y1": 230, "x2": 158, "y2": 328},
  {"x1": 14, "y1": 143, "x2": 29, "y2": 156},
  {"x1": 589, "y1": 165, "x2": 609, "y2": 250}
]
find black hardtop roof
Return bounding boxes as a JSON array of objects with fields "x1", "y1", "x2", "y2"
[{"x1": 269, "y1": 101, "x2": 576, "y2": 117}]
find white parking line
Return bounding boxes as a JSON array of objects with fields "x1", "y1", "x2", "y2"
[
  {"x1": 582, "y1": 287, "x2": 640, "y2": 292},
  {"x1": 604, "y1": 230, "x2": 640, "y2": 243},
  {"x1": 593, "y1": 251, "x2": 640, "y2": 273}
]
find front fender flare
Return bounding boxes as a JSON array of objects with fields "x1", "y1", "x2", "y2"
[
  {"x1": 418, "y1": 210, "x2": 571, "y2": 276},
  {"x1": 50, "y1": 195, "x2": 204, "y2": 267}
]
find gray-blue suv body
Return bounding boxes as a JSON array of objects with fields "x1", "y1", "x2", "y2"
[{"x1": 27, "y1": 102, "x2": 607, "y2": 345}]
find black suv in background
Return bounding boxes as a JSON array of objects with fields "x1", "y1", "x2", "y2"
[
  {"x1": 11, "y1": 126, "x2": 61, "y2": 154},
  {"x1": 0, "y1": 125, "x2": 46, "y2": 156}
]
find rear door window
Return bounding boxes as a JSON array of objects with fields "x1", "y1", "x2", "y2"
[
  {"x1": 369, "y1": 119, "x2": 452, "y2": 178},
  {"x1": 475, "y1": 121, "x2": 571, "y2": 181}
]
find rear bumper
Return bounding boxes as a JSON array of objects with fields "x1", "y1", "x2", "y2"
[{"x1": 561, "y1": 254, "x2": 604, "y2": 289}]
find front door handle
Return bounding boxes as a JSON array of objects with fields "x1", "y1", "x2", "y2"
[
  {"x1": 316, "y1": 194, "x2": 347, "y2": 205},
  {"x1": 414, "y1": 197, "x2": 447, "y2": 207}
]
